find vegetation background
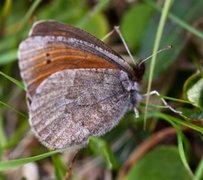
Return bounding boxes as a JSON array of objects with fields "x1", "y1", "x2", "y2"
[{"x1": 0, "y1": 0, "x2": 202, "y2": 179}]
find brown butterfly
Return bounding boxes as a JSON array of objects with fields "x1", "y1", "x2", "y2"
[{"x1": 18, "y1": 20, "x2": 145, "y2": 150}]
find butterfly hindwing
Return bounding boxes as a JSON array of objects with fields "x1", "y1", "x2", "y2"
[{"x1": 30, "y1": 69, "x2": 132, "y2": 149}]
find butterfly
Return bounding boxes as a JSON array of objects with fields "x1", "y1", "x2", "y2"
[{"x1": 18, "y1": 20, "x2": 145, "y2": 150}]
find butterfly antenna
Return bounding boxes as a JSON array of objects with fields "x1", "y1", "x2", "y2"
[
  {"x1": 101, "y1": 29, "x2": 115, "y2": 41},
  {"x1": 138, "y1": 45, "x2": 172, "y2": 66},
  {"x1": 114, "y1": 26, "x2": 136, "y2": 65}
]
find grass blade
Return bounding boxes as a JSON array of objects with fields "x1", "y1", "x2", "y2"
[
  {"x1": 194, "y1": 156, "x2": 203, "y2": 180},
  {"x1": 0, "y1": 150, "x2": 60, "y2": 171},
  {"x1": 145, "y1": 0, "x2": 203, "y2": 39},
  {"x1": 0, "y1": 71, "x2": 24, "y2": 90},
  {"x1": 144, "y1": 0, "x2": 174, "y2": 128}
]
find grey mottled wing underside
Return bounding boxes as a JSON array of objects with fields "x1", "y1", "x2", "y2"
[{"x1": 30, "y1": 68, "x2": 132, "y2": 150}]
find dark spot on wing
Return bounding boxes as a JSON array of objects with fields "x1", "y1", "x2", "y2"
[{"x1": 45, "y1": 53, "x2": 52, "y2": 64}]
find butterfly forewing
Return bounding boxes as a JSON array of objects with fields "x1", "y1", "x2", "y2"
[
  {"x1": 18, "y1": 20, "x2": 134, "y2": 98},
  {"x1": 19, "y1": 37, "x2": 118, "y2": 98}
]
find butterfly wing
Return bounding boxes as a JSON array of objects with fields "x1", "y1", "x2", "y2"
[
  {"x1": 30, "y1": 69, "x2": 132, "y2": 150},
  {"x1": 18, "y1": 20, "x2": 134, "y2": 98}
]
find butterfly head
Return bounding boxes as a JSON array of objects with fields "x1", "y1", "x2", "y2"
[{"x1": 132, "y1": 60, "x2": 145, "y2": 83}]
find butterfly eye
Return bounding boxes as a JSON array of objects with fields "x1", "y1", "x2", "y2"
[{"x1": 132, "y1": 62, "x2": 145, "y2": 82}]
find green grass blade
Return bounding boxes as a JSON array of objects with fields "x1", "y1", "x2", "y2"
[
  {"x1": 77, "y1": 0, "x2": 109, "y2": 27},
  {"x1": 145, "y1": 0, "x2": 203, "y2": 39},
  {"x1": 51, "y1": 154, "x2": 67, "y2": 180},
  {"x1": 167, "y1": 12, "x2": 203, "y2": 39},
  {"x1": 0, "y1": 100, "x2": 27, "y2": 118},
  {"x1": 20, "y1": 0, "x2": 42, "y2": 28},
  {"x1": 175, "y1": 124, "x2": 194, "y2": 178},
  {"x1": 0, "y1": 0, "x2": 12, "y2": 19},
  {"x1": 149, "y1": 112, "x2": 195, "y2": 178},
  {"x1": 0, "y1": 150, "x2": 60, "y2": 171},
  {"x1": 0, "y1": 116, "x2": 7, "y2": 158},
  {"x1": 150, "y1": 112, "x2": 203, "y2": 134},
  {"x1": 144, "y1": 0, "x2": 174, "y2": 128},
  {"x1": 5, "y1": 122, "x2": 29, "y2": 149},
  {"x1": 88, "y1": 136, "x2": 119, "y2": 170},
  {"x1": 160, "y1": 95, "x2": 191, "y2": 104},
  {"x1": 0, "y1": 71, "x2": 24, "y2": 90},
  {"x1": 194, "y1": 156, "x2": 203, "y2": 180},
  {"x1": 0, "y1": 50, "x2": 17, "y2": 65}
]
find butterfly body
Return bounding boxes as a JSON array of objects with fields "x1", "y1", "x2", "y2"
[{"x1": 18, "y1": 20, "x2": 144, "y2": 150}]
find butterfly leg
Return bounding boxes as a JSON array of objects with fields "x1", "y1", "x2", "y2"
[
  {"x1": 133, "y1": 107, "x2": 139, "y2": 118},
  {"x1": 144, "y1": 90, "x2": 182, "y2": 115}
]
